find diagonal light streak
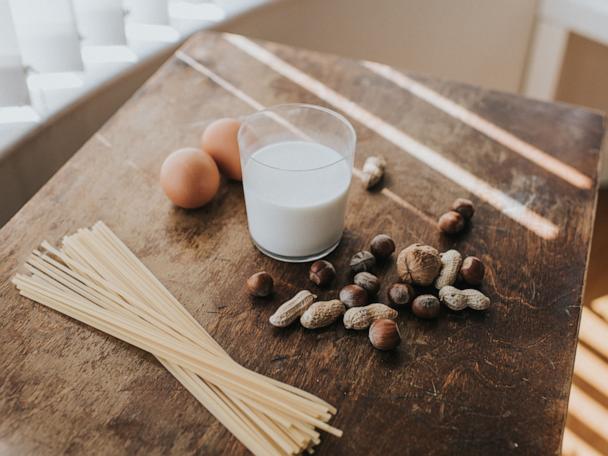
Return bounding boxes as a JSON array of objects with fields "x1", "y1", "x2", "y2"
[
  {"x1": 363, "y1": 61, "x2": 592, "y2": 190},
  {"x1": 562, "y1": 428, "x2": 604, "y2": 456},
  {"x1": 573, "y1": 344, "x2": 608, "y2": 398},
  {"x1": 223, "y1": 33, "x2": 559, "y2": 240},
  {"x1": 568, "y1": 384, "x2": 608, "y2": 442},
  {"x1": 176, "y1": 50, "x2": 266, "y2": 111},
  {"x1": 579, "y1": 307, "x2": 608, "y2": 359}
]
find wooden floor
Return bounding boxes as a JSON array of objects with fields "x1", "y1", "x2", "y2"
[
  {"x1": 582, "y1": 188, "x2": 608, "y2": 307},
  {"x1": 564, "y1": 188, "x2": 608, "y2": 456}
]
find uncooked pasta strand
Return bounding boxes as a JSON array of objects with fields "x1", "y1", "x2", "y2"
[
  {"x1": 12, "y1": 223, "x2": 341, "y2": 455},
  {"x1": 14, "y1": 281, "x2": 315, "y2": 453},
  {"x1": 93, "y1": 222, "x2": 335, "y2": 413},
  {"x1": 23, "y1": 260, "x2": 292, "y2": 452},
  {"x1": 16, "y1": 271, "x2": 332, "y2": 427},
  {"x1": 66, "y1": 229, "x2": 334, "y2": 419},
  {"x1": 26, "y1": 252, "x2": 309, "y2": 451},
  {"x1": 25, "y1": 253, "x2": 329, "y2": 434}
]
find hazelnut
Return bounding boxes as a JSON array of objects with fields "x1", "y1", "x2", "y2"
[
  {"x1": 396, "y1": 243, "x2": 442, "y2": 286},
  {"x1": 339, "y1": 284, "x2": 368, "y2": 308},
  {"x1": 354, "y1": 272, "x2": 380, "y2": 295},
  {"x1": 309, "y1": 260, "x2": 336, "y2": 287},
  {"x1": 387, "y1": 283, "x2": 414, "y2": 306},
  {"x1": 370, "y1": 234, "x2": 395, "y2": 260},
  {"x1": 451, "y1": 198, "x2": 475, "y2": 220},
  {"x1": 438, "y1": 210, "x2": 465, "y2": 234},
  {"x1": 411, "y1": 295, "x2": 440, "y2": 319},
  {"x1": 459, "y1": 256, "x2": 485, "y2": 286},
  {"x1": 368, "y1": 319, "x2": 401, "y2": 350},
  {"x1": 246, "y1": 271, "x2": 273, "y2": 297},
  {"x1": 350, "y1": 250, "x2": 375, "y2": 273}
]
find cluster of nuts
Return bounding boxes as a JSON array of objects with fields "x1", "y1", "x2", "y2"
[
  {"x1": 397, "y1": 244, "x2": 489, "y2": 311},
  {"x1": 246, "y1": 234, "x2": 400, "y2": 350},
  {"x1": 438, "y1": 198, "x2": 475, "y2": 234},
  {"x1": 247, "y1": 229, "x2": 490, "y2": 352}
]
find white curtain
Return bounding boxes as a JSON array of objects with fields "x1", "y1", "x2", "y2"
[
  {"x1": 0, "y1": 0, "x2": 237, "y2": 121},
  {"x1": 125, "y1": 0, "x2": 170, "y2": 25},
  {"x1": 9, "y1": 0, "x2": 84, "y2": 73},
  {"x1": 72, "y1": 0, "x2": 127, "y2": 46},
  {"x1": 0, "y1": 0, "x2": 29, "y2": 106}
]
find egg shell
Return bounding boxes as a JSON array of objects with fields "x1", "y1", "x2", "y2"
[
  {"x1": 201, "y1": 118, "x2": 242, "y2": 181},
  {"x1": 160, "y1": 147, "x2": 220, "y2": 209}
]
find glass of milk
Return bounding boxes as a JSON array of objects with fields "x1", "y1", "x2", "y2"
[{"x1": 238, "y1": 104, "x2": 356, "y2": 262}]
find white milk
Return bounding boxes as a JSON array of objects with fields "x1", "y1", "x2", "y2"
[{"x1": 243, "y1": 140, "x2": 352, "y2": 259}]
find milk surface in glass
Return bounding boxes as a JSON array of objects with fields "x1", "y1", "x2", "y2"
[{"x1": 243, "y1": 140, "x2": 351, "y2": 258}]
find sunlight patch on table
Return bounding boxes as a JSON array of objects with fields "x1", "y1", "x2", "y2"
[
  {"x1": 363, "y1": 61, "x2": 592, "y2": 190},
  {"x1": 223, "y1": 33, "x2": 559, "y2": 240}
]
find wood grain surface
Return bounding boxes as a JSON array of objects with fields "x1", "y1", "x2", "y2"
[{"x1": 0, "y1": 32, "x2": 604, "y2": 455}]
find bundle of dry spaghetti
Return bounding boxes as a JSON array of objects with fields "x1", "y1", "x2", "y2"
[{"x1": 12, "y1": 221, "x2": 340, "y2": 455}]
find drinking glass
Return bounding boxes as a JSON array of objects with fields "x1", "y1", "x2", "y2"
[{"x1": 238, "y1": 103, "x2": 356, "y2": 263}]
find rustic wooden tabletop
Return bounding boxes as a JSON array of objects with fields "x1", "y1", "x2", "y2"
[{"x1": 0, "y1": 31, "x2": 604, "y2": 455}]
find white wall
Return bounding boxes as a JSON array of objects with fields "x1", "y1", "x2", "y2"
[{"x1": 223, "y1": 0, "x2": 539, "y2": 93}]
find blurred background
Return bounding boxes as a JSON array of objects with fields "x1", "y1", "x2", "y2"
[{"x1": 0, "y1": 1, "x2": 606, "y2": 454}]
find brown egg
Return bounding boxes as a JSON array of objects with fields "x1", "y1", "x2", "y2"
[
  {"x1": 160, "y1": 147, "x2": 220, "y2": 209},
  {"x1": 201, "y1": 118, "x2": 242, "y2": 181}
]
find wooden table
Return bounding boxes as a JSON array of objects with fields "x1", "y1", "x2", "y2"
[{"x1": 0, "y1": 31, "x2": 604, "y2": 455}]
